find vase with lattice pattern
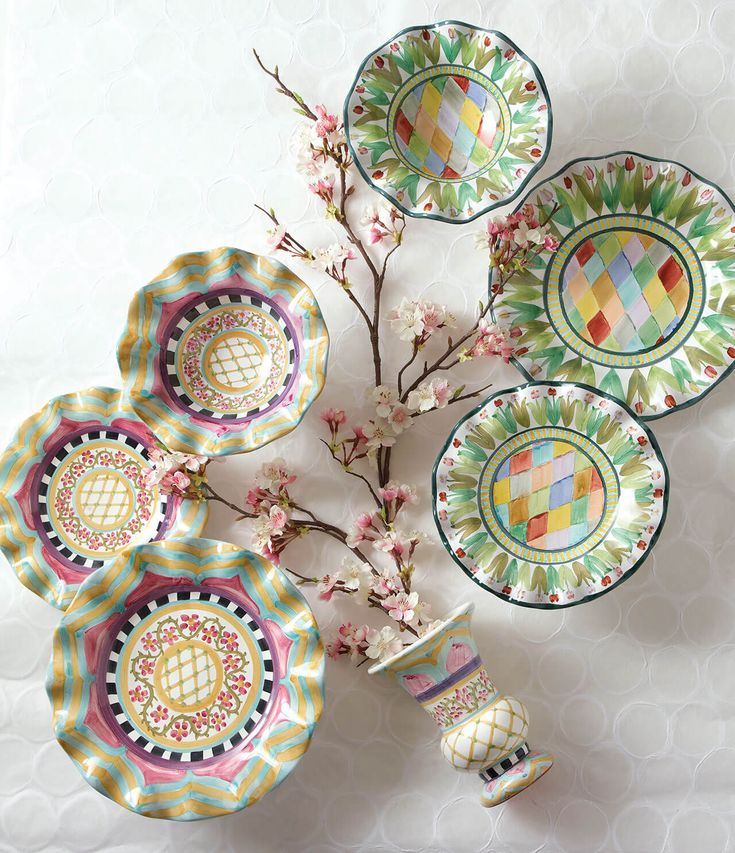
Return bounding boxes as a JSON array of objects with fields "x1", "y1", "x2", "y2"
[{"x1": 369, "y1": 602, "x2": 552, "y2": 806}]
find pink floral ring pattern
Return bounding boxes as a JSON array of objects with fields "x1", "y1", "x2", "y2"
[
  {"x1": 108, "y1": 590, "x2": 272, "y2": 760},
  {"x1": 425, "y1": 666, "x2": 496, "y2": 728}
]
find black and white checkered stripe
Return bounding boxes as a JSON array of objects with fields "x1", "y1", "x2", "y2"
[
  {"x1": 105, "y1": 591, "x2": 275, "y2": 763},
  {"x1": 478, "y1": 742, "x2": 530, "y2": 782},
  {"x1": 38, "y1": 430, "x2": 168, "y2": 569},
  {"x1": 164, "y1": 293, "x2": 296, "y2": 421}
]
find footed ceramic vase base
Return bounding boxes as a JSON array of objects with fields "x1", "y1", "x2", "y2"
[
  {"x1": 480, "y1": 749, "x2": 553, "y2": 807},
  {"x1": 369, "y1": 603, "x2": 552, "y2": 807}
]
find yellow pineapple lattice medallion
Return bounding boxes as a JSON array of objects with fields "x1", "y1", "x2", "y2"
[
  {"x1": 154, "y1": 639, "x2": 224, "y2": 714},
  {"x1": 46, "y1": 438, "x2": 156, "y2": 561},
  {"x1": 204, "y1": 331, "x2": 271, "y2": 394},
  {"x1": 117, "y1": 600, "x2": 268, "y2": 752},
  {"x1": 74, "y1": 469, "x2": 135, "y2": 531}
]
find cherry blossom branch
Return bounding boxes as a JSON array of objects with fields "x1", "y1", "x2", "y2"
[
  {"x1": 201, "y1": 482, "x2": 255, "y2": 520},
  {"x1": 242, "y1": 57, "x2": 567, "y2": 664},
  {"x1": 319, "y1": 439, "x2": 382, "y2": 507},
  {"x1": 253, "y1": 52, "x2": 410, "y2": 393},
  {"x1": 398, "y1": 204, "x2": 560, "y2": 405},
  {"x1": 252, "y1": 50, "x2": 317, "y2": 121}
]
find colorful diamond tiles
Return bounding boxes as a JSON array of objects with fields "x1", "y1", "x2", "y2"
[
  {"x1": 561, "y1": 229, "x2": 690, "y2": 352},
  {"x1": 394, "y1": 74, "x2": 499, "y2": 179},
  {"x1": 492, "y1": 439, "x2": 605, "y2": 550}
]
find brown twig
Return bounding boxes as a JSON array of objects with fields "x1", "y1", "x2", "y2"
[
  {"x1": 398, "y1": 205, "x2": 560, "y2": 406},
  {"x1": 396, "y1": 341, "x2": 419, "y2": 397},
  {"x1": 320, "y1": 440, "x2": 382, "y2": 507},
  {"x1": 201, "y1": 483, "x2": 256, "y2": 519},
  {"x1": 252, "y1": 50, "x2": 317, "y2": 121}
]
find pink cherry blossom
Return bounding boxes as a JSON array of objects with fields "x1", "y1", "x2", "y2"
[
  {"x1": 317, "y1": 574, "x2": 339, "y2": 601},
  {"x1": 321, "y1": 408, "x2": 346, "y2": 427},
  {"x1": 384, "y1": 591, "x2": 419, "y2": 623},
  {"x1": 386, "y1": 403, "x2": 411, "y2": 434},
  {"x1": 314, "y1": 104, "x2": 339, "y2": 138}
]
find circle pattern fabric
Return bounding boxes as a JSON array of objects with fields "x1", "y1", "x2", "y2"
[{"x1": 433, "y1": 382, "x2": 668, "y2": 608}]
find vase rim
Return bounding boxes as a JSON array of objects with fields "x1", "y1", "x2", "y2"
[{"x1": 367, "y1": 601, "x2": 474, "y2": 675}]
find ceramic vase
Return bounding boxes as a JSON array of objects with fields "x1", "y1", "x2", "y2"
[{"x1": 369, "y1": 602, "x2": 553, "y2": 807}]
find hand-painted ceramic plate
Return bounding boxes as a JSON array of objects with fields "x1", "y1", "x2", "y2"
[
  {"x1": 433, "y1": 382, "x2": 668, "y2": 609},
  {"x1": 47, "y1": 537, "x2": 324, "y2": 819},
  {"x1": 344, "y1": 20, "x2": 552, "y2": 223},
  {"x1": 494, "y1": 152, "x2": 735, "y2": 418},
  {"x1": 118, "y1": 247, "x2": 329, "y2": 456},
  {"x1": 0, "y1": 387, "x2": 207, "y2": 610}
]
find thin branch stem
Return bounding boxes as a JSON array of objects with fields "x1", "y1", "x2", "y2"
[
  {"x1": 201, "y1": 483, "x2": 256, "y2": 519},
  {"x1": 397, "y1": 342, "x2": 419, "y2": 397},
  {"x1": 336, "y1": 166, "x2": 383, "y2": 388},
  {"x1": 447, "y1": 382, "x2": 495, "y2": 406},
  {"x1": 252, "y1": 50, "x2": 317, "y2": 121},
  {"x1": 284, "y1": 566, "x2": 318, "y2": 584},
  {"x1": 320, "y1": 440, "x2": 382, "y2": 507}
]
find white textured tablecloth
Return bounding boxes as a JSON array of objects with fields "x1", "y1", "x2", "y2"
[{"x1": 1, "y1": 1, "x2": 735, "y2": 850}]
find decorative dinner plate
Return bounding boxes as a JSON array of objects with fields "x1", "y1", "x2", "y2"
[
  {"x1": 47, "y1": 537, "x2": 324, "y2": 819},
  {"x1": 0, "y1": 387, "x2": 206, "y2": 610},
  {"x1": 344, "y1": 20, "x2": 552, "y2": 223},
  {"x1": 494, "y1": 152, "x2": 735, "y2": 418},
  {"x1": 118, "y1": 247, "x2": 329, "y2": 456},
  {"x1": 433, "y1": 382, "x2": 668, "y2": 609}
]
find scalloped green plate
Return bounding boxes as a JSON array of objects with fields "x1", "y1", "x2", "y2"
[
  {"x1": 433, "y1": 381, "x2": 668, "y2": 608},
  {"x1": 345, "y1": 20, "x2": 552, "y2": 223},
  {"x1": 493, "y1": 152, "x2": 735, "y2": 418}
]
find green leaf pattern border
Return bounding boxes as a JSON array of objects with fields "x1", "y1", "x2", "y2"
[
  {"x1": 432, "y1": 381, "x2": 669, "y2": 610},
  {"x1": 493, "y1": 152, "x2": 735, "y2": 419},
  {"x1": 344, "y1": 20, "x2": 552, "y2": 224}
]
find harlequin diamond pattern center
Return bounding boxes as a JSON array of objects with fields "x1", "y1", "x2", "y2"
[
  {"x1": 206, "y1": 331, "x2": 268, "y2": 393},
  {"x1": 492, "y1": 439, "x2": 605, "y2": 550},
  {"x1": 75, "y1": 469, "x2": 134, "y2": 530},
  {"x1": 156, "y1": 640, "x2": 222, "y2": 712},
  {"x1": 394, "y1": 74, "x2": 500, "y2": 179},
  {"x1": 442, "y1": 696, "x2": 529, "y2": 771},
  {"x1": 561, "y1": 229, "x2": 690, "y2": 352}
]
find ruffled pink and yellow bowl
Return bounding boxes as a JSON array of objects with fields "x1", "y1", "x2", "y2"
[
  {"x1": 47, "y1": 537, "x2": 324, "y2": 819},
  {"x1": 117, "y1": 247, "x2": 329, "y2": 456},
  {"x1": 0, "y1": 386, "x2": 206, "y2": 609}
]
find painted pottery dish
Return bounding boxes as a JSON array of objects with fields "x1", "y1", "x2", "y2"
[
  {"x1": 47, "y1": 537, "x2": 324, "y2": 819},
  {"x1": 433, "y1": 382, "x2": 668, "y2": 608},
  {"x1": 0, "y1": 387, "x2": 206, "y2": 610},
  {"x1": 344, "y1": 20, "x2": 552, "y2": 223},
  {"x1": 118, "y1": 247, "x2": 329, "y2": 456},
  {"x1": 369, "y1": 602, "x2": 553, "y2": 807},
  {"x1": 494, "y1": 152, "x2": 735, "y2": 418}
]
